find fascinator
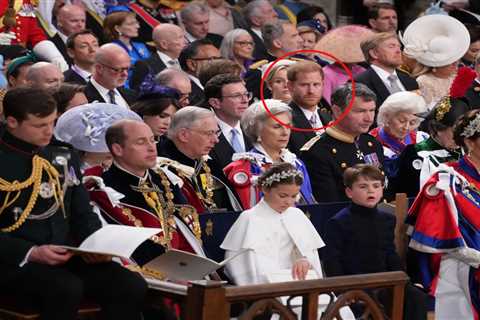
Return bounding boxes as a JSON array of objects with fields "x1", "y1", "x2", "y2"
[
  {"x1": 297, "y1": 19, "x2": 326, "y2": 35},
  {"x1": 138, "y1": 73, "x2": 181, "y2": 101},
  {"x1": 54, "y1": 103, "x2": 142, "y2": 153}
]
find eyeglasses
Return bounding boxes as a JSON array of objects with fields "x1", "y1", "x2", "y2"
[
  {"x1": 188, "y1": 128, "x2": 222, "y2": 138},
  {"x1": 235, "y1": 41, "x2": 254, "y2": 47},
  {"x1": 191, "y1": 56, "x2": 223, "y2": 62},
  {"x1": 99, "y1": 62, "x2": 131, "y2": 73},
  {"x1": 222, "y1": 92, "x2": 253, "y2": 101}
]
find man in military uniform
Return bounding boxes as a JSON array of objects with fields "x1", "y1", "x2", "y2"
[
  {"x1": 86, "y1": 119, "x2": 203, "y2": 266},
  {"x1": 0, "y1": 88, "x2": 146, "y2": 319},
  {"x1": 158, "y1": 106, "x2": 242, "y2": 213},
  {"x1": 300, "y1": 83, "x2": 385, "y2": 203},
  {"x1": 0, "y1": 0, "x2": 68, "y2": 71}
]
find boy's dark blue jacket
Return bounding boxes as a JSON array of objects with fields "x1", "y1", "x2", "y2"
[{"x1": 323, "y1": 203, "x2": 403, "y2": 277}]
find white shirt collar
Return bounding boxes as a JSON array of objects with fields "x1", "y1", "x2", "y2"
[
  {"x1": 216, "y1": 116, "x2": 245, "y2": 151},
  {"x1": 90, "y1": 78, "x2": 129, "y2": 108},
  {"x1": 299, "y1": 105, "x2": 319, "y2": 121},
  {"x1": 113, "y1": 161, "x2": 149, "y2": 183},
  {"x1": 156, "y1": 50, "x2": 180, "y2": 68},
  {"x1": 185, "y1": 32, "x2": 198, "y2": 43},
  {"x1": 71, "y1": 64, "x2": 91, "y2": 81},
  {"x1": 188, "y1": 74, "x2": 203, "y2": 90},
  {"x1": 57, "y1": 31, "x2": 68, "y2": 43},
  {"x1": 371, "y1": 64, "x2": 406, "y2": 91},
  {"x1": 371, "y1": 64, "x2": 396, "y2": 83},
  {"x1": 251, "y1": 27, "x2": 262, "y2": 40}
]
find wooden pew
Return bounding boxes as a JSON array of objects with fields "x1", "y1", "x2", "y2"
[{"x1": 147, "y1": 271, "x2": 409, "y2": 320}]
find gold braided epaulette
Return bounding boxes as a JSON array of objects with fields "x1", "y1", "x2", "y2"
[
  {"x1": 300, "y1": 135, "x2": 321, "y2": 152},
  {"x1": 249, "y1": 59, "x2": 268, "y2": 70}
]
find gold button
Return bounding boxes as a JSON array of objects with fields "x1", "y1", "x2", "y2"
[
  {"x1": 341, "y1": 162, "x2": 347, "y2": 168},
  {"x1": 368, "y1": 142, "x2": 373, "y2": 147},
  {"x1": 331, "y1": 148, "x2": 337, "y2": 154}
]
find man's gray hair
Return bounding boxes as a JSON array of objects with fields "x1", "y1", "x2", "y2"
[
  {"x1": 241, "y1": 99, "x2": 292, "y2": 142},
  {"x1": 331, "y1": 83, "x2": 377, "y2": 111},
  {"x1": 180, "y1": 2, "x2": 209, "y2": 21},
  {"x1": 262, "y1": 20, "x2": 290, "y2": 51},
  {"x1": 243, "y1": 0, "x2": 270, "y2": 26},
  {"x1": 168, "y1": 106, "x2": 215, "y2": 139},
  {"x1": 155, "y1": 68, "x2": 190, "y2": 86},
  {"x1": 220, "y1": 29, "x2": 252, "y2": 60}
]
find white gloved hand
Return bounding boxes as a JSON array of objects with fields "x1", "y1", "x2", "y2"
[
  {"x1": 32, "y1": 39, "x2": 68, "y2": 72},
  {"x1": 0, "y1": 31, "x2": 16, "y2": 45}
]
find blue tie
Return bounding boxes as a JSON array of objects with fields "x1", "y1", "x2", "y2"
[{"x1": 230, "y1": 128, "x2": 243, "y2": 153}]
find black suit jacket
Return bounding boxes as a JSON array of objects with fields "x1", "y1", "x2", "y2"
[
  {"x1": 63, "y1": 69, "x2": 87, "y2": 85},
  {"x1": 288, "y1": 101, "x2": 332, "y2": 155},
  {"x1": 129, "y1": 53, "x2": 167, "y2": 91},
  {"x1": 190, "y1": 79, "x2": 205, "y2": 106},
  {"x1": 354, "y1": 67, "x2": 419, "y2": 107},
  {"x1": 84, "y1": 81, "x2": 137, "y2": 106},
  {"x1": 247, "y1": 29, "x2": 269, "y2": 62},
  {"x1": 210, "y1": 129, "x2": 252, "y2": 171},
  {"x1": 50, "y1": 33, "x2": 72, "y2": 66}
]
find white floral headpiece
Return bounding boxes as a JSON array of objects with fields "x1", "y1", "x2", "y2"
[
  {"x1": 461, "y1": 112, "x2": 480, "y2": 139},
  {"x1": 261, "y1": 169, "x2": 303, "y2": 188}
]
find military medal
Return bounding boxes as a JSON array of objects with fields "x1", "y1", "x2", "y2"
[
  {"x1": 355, "y1": 149, "x2": 364, "y2": 160},
  {"x1": 364, "y1": 153, "x2": 380, "y2": 167},
  {"x1": 66, "y1": 166, "x2": 80, "y2": 186},
  {"x1": 39, "y1": 182, "x2": 54, "y2": 199}
]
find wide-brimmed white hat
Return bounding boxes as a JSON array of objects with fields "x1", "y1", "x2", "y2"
[
  {"x1": 54, "y1": 103, "x2": 142, "y2": 153},
  {"x1": 400, "y1": 14, "x2": 470, "y2": 67}
]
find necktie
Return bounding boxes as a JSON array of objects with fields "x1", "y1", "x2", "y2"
[
  {"x1": 309, "y1": 113, "x2": 319, "y2": 128},
  {"x1": 387, "y1": 74, "x2": 403, "y2": 94},
  {"x1": 230, "y1": 128, "x2": 243, "y2": 153},
  {"x1": 168, "y1": 60, "x2": 180, "y2": 69},
  {"x1": 107, "y1": 90, "x2": 116, "y2": 104}
]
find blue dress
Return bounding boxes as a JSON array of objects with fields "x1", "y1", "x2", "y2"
[{"x1": 112, "y1": 40, "x2": 151, "y2": 89}]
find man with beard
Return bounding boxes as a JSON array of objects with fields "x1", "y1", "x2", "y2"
[
  {"x1": 287, "y1": 61, "x2": 332, "y2": 155},
  {"x1": 354, "y1": 32, "x2": 418, "y2": 109},
  {"x1": 86, "y1": 119, "x2": 203, "y2": 266},
  {"x1": 300, "y1": 83, "x2": 385, "y2": 203},
  {"x1": 158, "y1": 106, "x2": 242, "y2": 213}
]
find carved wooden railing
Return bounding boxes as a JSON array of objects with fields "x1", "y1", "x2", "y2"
[{"x1": 148, "y1": 271, "x2": 409, "y2": 320}]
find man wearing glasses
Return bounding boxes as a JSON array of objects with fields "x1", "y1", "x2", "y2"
[
  {"x1": 84, "y1": 44, "x2": 137, "y2": 108},
  {"x1": 159, "y1": 106, "x2": 243, "y2": 213},
  {"x1": 179, "y1": 39, "x2": 222, "y2": 106},
  {"x1": 205, "y1": 73, "x2": 252, "y2": 171},
  {"x1": 155, "y1": 69, "x2": 193, "y2": 108}
]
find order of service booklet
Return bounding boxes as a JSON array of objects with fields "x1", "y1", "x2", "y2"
[
  {"x1": 143, "y1": 248, "x2": 250, "y2": 281},
  {"x1": 60, "y1": 224, "x2": 162, "y2": 258},
  {"x1": 60, "y1": 224, "x2": 250, "y2": 281}
]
